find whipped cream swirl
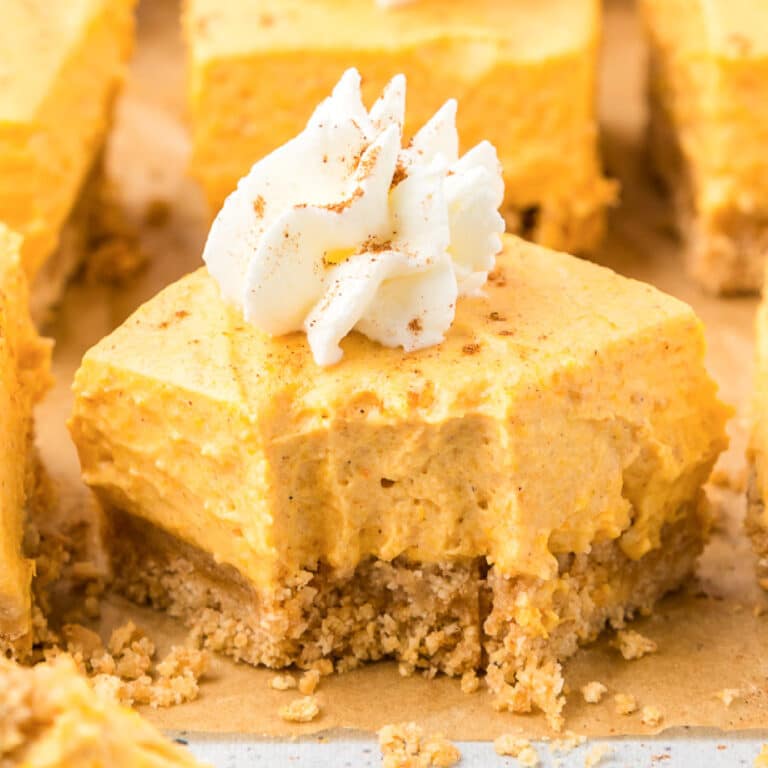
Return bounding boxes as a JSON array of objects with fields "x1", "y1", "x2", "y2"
[{"x1": 203, "y1": 68, "x2": 505, "y2": 366}]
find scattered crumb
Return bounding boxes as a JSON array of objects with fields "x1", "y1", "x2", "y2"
[
  {"x1": 279, "y1": 696, "x2": 320, "y2": 723},
  {"x1": 612, "y1": 629, "x2": 658, "y2": 660},
  {"x1": 715, "y1": 688, "x2": 741, "y2": 707},
  {"x1": 460, "y1": 670, "x2": 479, "y2": 694},
  {"x1": 299, "y1": 668, "x2": 321, "y2": 695},
  {"x1": 756, "y1": 744, "x2": 768, "y2": 767},
  {"x1": 614, "y1": 693, "x2": 637, "y2": 716},
  {"x1": 379, "y1": 722, "x2": 460, "y2": 768},
  {"x1": 59, "y1": 621, "x2": 209, "y2": 708},
  {"x1": 584, "y1": 743, "x2": 612, "y2": 767},
  {"x1": 581, "y1": 681, "x2": 608, "y2": 704},
  {"x1": 641, "y1": 705, "x2": 663, "y2": 727},
  {"x1": 270, "y1": 674, "x2": 297, "y2": 691},
  {"x1": 550, "y1": 731, "x2": 586, "y2": 753},
  {"x1": 494, "y1": 734, "x2": 539, "y2": 766}
]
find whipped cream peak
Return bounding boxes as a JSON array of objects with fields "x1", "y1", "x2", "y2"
[{"x1": 203, "y1": 68, "x2": 505, "y2": 367}]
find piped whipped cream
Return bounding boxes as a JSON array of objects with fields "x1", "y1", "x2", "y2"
[{"x1": 203, "y1": 68, "x2": 505, "y2": 367}]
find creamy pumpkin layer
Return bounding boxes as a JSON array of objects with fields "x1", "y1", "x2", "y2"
[
  {"x1": 72, "y1": 235, "x2": 727, "y2": 588},
  {"x1": 0, "y1": 0, "x2": 136, "y2": 311},
  {"x1": 0, "y1": 655, "x2": 207, "y2": 768},
  {"x1": 0, "y1": 225, "x2": 53, "y2": 658},
  {"x1": 642, "y1": 0, "x2": 768, "y2": 293},
  {"x1": 184, "y1": 0, "x2": 615, "y2": 254}
]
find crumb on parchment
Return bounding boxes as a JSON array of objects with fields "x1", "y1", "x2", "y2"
[
  {"x1": 715, "y1": 688, "x2": 741, "y2": 707},
  {"x1": 641, "y1": 705, "x2": 663, "y2": 727},
  {"x1": 494, "y1": 734, "x2": 539, "y2": 766},
  {"x1": 379, "y1": 722, "x2": 460, "y2": 768},
  {"x1": 584, "y1": 743, "x2": 612, "y2": 767},
  {"x1": 57, "y1": 621, "x2": 209, "y2": 708},
  {"x1": 270, "y1": 674, "x2": 297, "y2": 691},
  {"x1": 299, "y1": 668, "x2": 321, "y2": 695},
  {"x1": 460, "y1": 670, "x2": 479, "y2": 694},
  {"x1": 612, "y1": 629, "x2": 658, "y2": 660},
  {"x1": 614, "y1": 693, "x2": 637, "y2": 716},
  {"x1": 756, "y1": 744, "x2": 768, "y2": 767},
  {"x1": 581, "y1": 681, "x2": 608, "y2": 704},
  {"x1": 279, "y1": 695, "x2": 320, "y2": 723}
]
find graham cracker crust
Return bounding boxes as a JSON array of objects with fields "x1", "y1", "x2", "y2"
[
  {"x1": 107, "y1": 500, "x2": 706, "y2": 726},
  {"x1": 647, "y1": 50, "x2": 767, "y2": 295},
  {"x1": 108, "y1": 510, "x2": 482, "y2": 678},
  {"x1": 746, "y1": 470, "x2": 768, "y2": 589}
]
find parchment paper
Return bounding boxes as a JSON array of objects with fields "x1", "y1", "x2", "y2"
[{"x1": 34, "y1": 0, "x2": 768, "y2": 740}]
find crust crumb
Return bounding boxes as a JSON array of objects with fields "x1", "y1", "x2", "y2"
[
  {"x1": 584, "y1": 743, "x2": 612, "y2": 767},
  {"x1": 270, "y1": 674, "x2": 297, "y2": 691},
  {"x1": 494, "y1": 734, "x2": 539, "y2": 766},
  {"x1": 756, "y1": 744, "x2": 768, "y2": 767},
  {"x1": 460, "y1": 670, "x2": 479, "y2": 694},
  {"x1": 612, "y1": 629, "x2": 657, "y2": 660},
  {"x1": 641, "y1": 705, "x2": 663, "y2": 727},
  {"x1": 550, "y1": 731, "x2": 586, "y2": 753},
  {"x1": 581, "y1": 681, "x2": 608, "y2": 704},
  {"x1": 715, "y1": 688, "x2": 741, "y2": 707},
  {"x1": 379, "y1": 723, "x2": 460, "y2": 768},
  {"x1": 57, "y1": 621, "x2": 209, "y2": 708},
  {"x1": 279, "y1": 695, "x2": 320, "y2": 723},
  {"x1": 614, "y1": 693, "x2": 637, "y2": 716},
  {"x1": 299, "y1": 668, "x2": 321, "y2": 695}
]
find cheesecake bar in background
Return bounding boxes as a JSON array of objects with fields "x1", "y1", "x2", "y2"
[
  {"x1": 0, "y1": 655, "x2": 208, "y2": 767},
  {"x1": 0, "y1": 225, "x2": 54, "y2": 660},
  {"x1": 748, "y1": 274, "x2": 768, "y2": 587},
  {"x1": 642, "y1": 0, "x2": 768, "y2": 294},
  {"x1": 0, "y1": 0, "x2": 137, "y2": 321},
  {"x1": 184, "y1": 0, "x2": 616, "y2": 254}
]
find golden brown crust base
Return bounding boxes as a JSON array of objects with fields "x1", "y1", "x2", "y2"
[
  {"x1": 107, "y1": 500, "x2": 706, "y2": 726},
  {"x1": 108, "y1": 509, "x2": 482, "y2": 677},
  {"x1": 647, "y1": 50, "x2": 767, "y2": 295},
  {"x1": 746, "y1": 470, "x2": 768, "y2": 589}
]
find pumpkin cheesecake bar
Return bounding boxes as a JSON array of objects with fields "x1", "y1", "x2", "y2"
[
  {"x1": 0, "y1": 225, "x2": 54, "y2": 659},
  {"x1": 0, "y1": 0, "x2": 137, "y2": 319},
  {"x1": 184, "y1": 0, "x2": 615, "y2": 254},
  {"x1": 70, "y1": 72, "x2": 728, "y2": 726},
  {"x1": 642, "y1": 0, "x2": 768, "y2": 293},
  {"x1": 70, "y1": 235, "x2": 728, "y2": 721},
  {"x1": 0, "y1": 655, "x2": 208, "y2": 767}
]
